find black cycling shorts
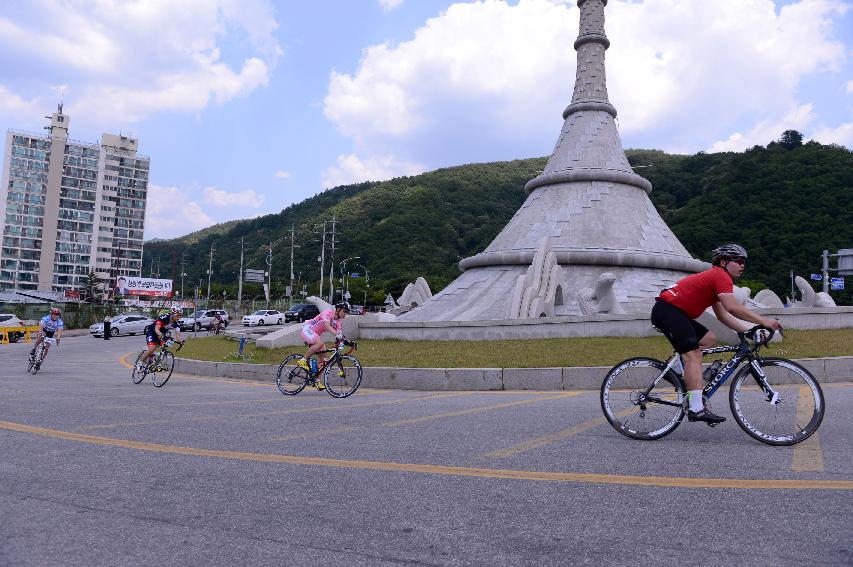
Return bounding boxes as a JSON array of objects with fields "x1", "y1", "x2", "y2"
[
  {"x1": 42, "y1": 330, "x2": 55, "y2": 338},
  {"x1": 651, "y1": 299, "x2": 709, "y2": 354}
]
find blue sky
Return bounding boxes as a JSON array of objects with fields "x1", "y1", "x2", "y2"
[{"x1": 1, "y1": 0, "x2": 851, "y2": 239}]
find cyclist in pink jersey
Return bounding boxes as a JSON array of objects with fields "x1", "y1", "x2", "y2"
[
  {"x1": 652, "y1": 244, "x2": 782, "y2": 424},
  {"x1": 297, "y1": 302, "x2": 350, "y2": 389}
]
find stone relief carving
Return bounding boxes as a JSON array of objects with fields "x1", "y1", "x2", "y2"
[
  {"x1": 577, "y1": 272, "x2": 625, "y2": 315},
  {"x1": 397, "y1": 277, "x2": 432, "y2": 308},
  {"x1": 506, "y1": 238, "x2": 560, "y2": 319}
]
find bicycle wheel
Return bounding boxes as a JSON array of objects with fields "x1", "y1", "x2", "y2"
[
  {"x1": 277, "y1": 354, "x2": 309, "y2": 395},
  {"x1": 601, "y1": 357, "x2": 685, "y2": 440},
  {"x1": 26, "y1": 347, "x2": 40, "y2": 375},
  {"x1": 729, "y1": 358, "x2": 825, "y2": 446},
  {"x1": 131, "y1": 352, "x2": 147, "y2": 384},
  {"x1": 152, "y1": 351, "x2": 175, "y2": 387},
  {"x1": 324, "y1": 355, "x2": 363, "y2": 398}
]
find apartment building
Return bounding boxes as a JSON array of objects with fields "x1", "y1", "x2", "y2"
[{"x1": 0, "y1": 105, "x2": 149, "y2": 294}]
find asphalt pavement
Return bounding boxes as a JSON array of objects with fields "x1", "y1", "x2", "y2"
[{"x1": 1, "y1": 334, "x2": 851, "y2": 566}]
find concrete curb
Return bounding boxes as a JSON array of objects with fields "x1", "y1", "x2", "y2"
[{"x1": 173, "y1": 356, "x2": 853, "y2": 391}]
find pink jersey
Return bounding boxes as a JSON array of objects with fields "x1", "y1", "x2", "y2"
[{"x1": 304, "y1": 309, "x2": 342, "y2": 335}]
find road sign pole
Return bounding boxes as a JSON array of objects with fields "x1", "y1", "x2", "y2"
[{"x1": 823, "y1": 249, "x2": 829, "y2": 294}]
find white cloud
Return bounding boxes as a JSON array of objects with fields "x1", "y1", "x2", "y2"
[
  {"x1": 324, "y1": 0, "x2": 850, "y2": 163},
  {"x1": 379, "y1": 0, "x2": 405, "y2": 11},
  {"x1": 203, "y1": 187, "x2": 265, "y2": 207},
  {"x1": 145, "y1": 184, "x2": 215, "y2": 240},
  {"x1": 321, "y1": 154, "x2": 425, "y2": 188},
  {"x1": 0, "y1": 85, "x2": 44, "y2": 124},
  {"x1": 0, "y1": 0, "x2": 282, "y2": 125},
  {"x1": 846, "y1": 80, "x2": 853, "y2": 94},
  {"x1": 275, "y1": 170, "x2": 292, "y2": 179},
  {"x1": 708, "y1": 104, "x2": 816, "y2": 152},
  {"x1": 812, "y1": 119, "x2": 853, "y2": 148}
]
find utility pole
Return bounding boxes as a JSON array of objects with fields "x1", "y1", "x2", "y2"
[
  {"x1": 328, "y1": 213, "x2": 338, "y2": 303},
  {"x1": 237, "y1": 237, "x2": 244, "y2": 304},
  {"x1": 266, "y1": 241, "x2": 273, "y2": 309},
  {"x1": 206, "y1": 243, "x2": 214, "y2": 307},
  {"x1": 179, "y1": 254, "x2": 187, "y2": 298},
  {"x1": 289, "y1": 224, "x2": 298, "y2": 306},
  {"x1": 318, "y1": 221, "x2": 327, "y2": 299}
]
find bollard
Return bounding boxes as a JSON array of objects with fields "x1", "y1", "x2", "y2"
[{"x1": 239, "y1": 334, "x2": 246, "y2": 356}]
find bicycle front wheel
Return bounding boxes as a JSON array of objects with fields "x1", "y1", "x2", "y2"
[
  {"x1": 152, "y1": 351, "x2": 175, "y2": 387},
  {"x1": 601, "y1": 357, "x2": 685, "y2": 440},
  {"x1": 131, "y1": 352, "x2": 147, "y2": 384},
  {"x1": 26, "y1": 347, "x2": 40, "y2": 375},
  {"x1": 324, "y1": 355, "x2": 363, "y2": 398},
  {"x1": 729, "y1": 358, "x2": 825, "y2": 446},
  {"x1": 277, "y1": 354, "x2": 309, "y2": 395}
]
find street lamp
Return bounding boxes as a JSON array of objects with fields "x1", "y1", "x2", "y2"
[{"x1": 338, "y1": 257, "x2": 360, "y2": 304}]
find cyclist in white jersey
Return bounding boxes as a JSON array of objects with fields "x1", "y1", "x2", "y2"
[{"x1": 30, "y1": 307, "x2": 64, "y2": 360}]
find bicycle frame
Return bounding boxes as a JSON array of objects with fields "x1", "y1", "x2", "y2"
[
  {"x1": 646, "y1": 333, "x2": 778, "y2": 406},
  {"x1": 311, "y1": 342, "x2": 356, "y2": 378}
]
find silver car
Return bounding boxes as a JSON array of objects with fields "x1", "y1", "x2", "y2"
[{"x1": 90, "y1": 314, "x2": 153, "y2": 337}]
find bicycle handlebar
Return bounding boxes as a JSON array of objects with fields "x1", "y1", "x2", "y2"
[{"x1": 740, "y1": 325, "x2": 777, "y2": 348}]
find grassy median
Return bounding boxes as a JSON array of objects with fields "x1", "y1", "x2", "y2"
[{"x1": 175, "y1": 328, "x2": 853, "y2": 368}]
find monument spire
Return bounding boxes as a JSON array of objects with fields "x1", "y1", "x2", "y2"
[{"x1": 399, "y1": 0, "x2": 707, "y2": 322}]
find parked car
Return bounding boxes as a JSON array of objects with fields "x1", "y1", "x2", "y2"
[
  {"x1": 0, "y1": 313, "x2": 27, "y2": 343},
  {"x1": 177, "y1": 309, "x2": 230, "y2": 332},
  {"x1": 284, "y1": 303, "x2": 320, "y2": 323},
  {"x1": 89, "y1": 314, "x2": 153, "y2": 337},
  {"x1": 242, "y1": 310, "x2": 284, "y2": 326}
]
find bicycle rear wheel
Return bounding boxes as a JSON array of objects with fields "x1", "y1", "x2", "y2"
[
  {"x1": 601, "y1": 357, "x2": 685, "y2": 440},
  {"x1": 277, "y1": 354, "x2": 309, "y2": 395},
  {"x1": 729, "y1": 358, "x2": 825, "y2": 446},
  {"x1": 26, "y1": 346, "x2": 41, "y2": 375},
  {"x1": 131, "y1": 352, "x2": 147, "y2": 384},
  {"x1": 324, "y1": 355, "x2": 363, "y2": 398},
  {"x1": 152, "y1": 351, "x2": 175, "y2": 387}
]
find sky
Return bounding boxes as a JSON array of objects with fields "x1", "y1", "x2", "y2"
[{"x1": 1, "y1": 0, "x2": 852, "y2": 240}]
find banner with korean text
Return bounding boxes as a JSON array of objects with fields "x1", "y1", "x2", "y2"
[{"x1": 115, "y1": 277, "x2": 174, "y2": 297}]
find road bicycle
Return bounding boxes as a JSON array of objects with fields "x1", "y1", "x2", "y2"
[
  {"x1": 277, "y1": 338, "x2": 362, "y2": 398},
  {"x1": 131, "y1": 335, "x2": 184, "y2": 387},
  {"x1": 600, "y1": 325, "x2": 825, "y2": 446},
  {"x1": 26, "y1": 336, "x2": 57, "y2": 375}
]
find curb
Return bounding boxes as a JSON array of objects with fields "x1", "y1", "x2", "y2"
[{"x1": 173, "y1": 356, "x2": 853, "y2": 391}]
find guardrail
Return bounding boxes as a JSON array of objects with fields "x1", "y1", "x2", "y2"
[{"x1": 0, "y1": 326, "x2": 40, "y2": 344}]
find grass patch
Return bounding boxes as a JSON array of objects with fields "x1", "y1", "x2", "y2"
[{"x1": 177, "y1": 328, "x2": 853, "y2": 368}]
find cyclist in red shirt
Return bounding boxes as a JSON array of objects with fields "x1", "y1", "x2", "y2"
[{"x1": 651, "y1": 244, "x2": 783, "y2": 424}]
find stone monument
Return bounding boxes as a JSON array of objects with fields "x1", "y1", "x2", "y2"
[{"x1": 400, "y1": 0, "x2": 707, "y2": 322}]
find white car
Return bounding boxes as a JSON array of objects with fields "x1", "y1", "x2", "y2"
[
  {"x1": 89, "y1": 314, "x2": 153, "y2": 337},
  {"x1": 241, "y1": 310, "x2": 284, "y2": 326},
  {"x1": 0, "y1": 313, "x2": 27, "y2": 343}
]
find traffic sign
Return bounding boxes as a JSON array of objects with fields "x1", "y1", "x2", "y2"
[
  {"x1": 350, "y1": 272, "x2": 360, "y2": 278},
  {"x1": 831, "y1": 277, "x2": 844, "y2": 284},
  {"x1": 244, "y1": 269, "x2": 265, "y2": 283},
  {"x1": 831, "y1": 282, "x2": 844, "y2": 290},
  {"x1": 810, "y1": 273, "x2": 822, "y2": 281}
]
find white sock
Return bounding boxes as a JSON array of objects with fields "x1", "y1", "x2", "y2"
[{"x1": 688, "y1": 390, "x2": 704, "y2": 412}]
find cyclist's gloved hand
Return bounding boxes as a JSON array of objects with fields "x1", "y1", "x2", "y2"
[{"x1": 335, "y1": 333, "x2": 343, "y2": 341}]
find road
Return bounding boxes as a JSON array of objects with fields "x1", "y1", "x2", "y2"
[{"x1": 1, "y1": 334, "x2": 852, "y2": 566}]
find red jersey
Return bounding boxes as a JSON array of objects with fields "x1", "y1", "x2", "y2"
[{"x1": 658, "y1": 266, "x2": 734, "y2": 319}]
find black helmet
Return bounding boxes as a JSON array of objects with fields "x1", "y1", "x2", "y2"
[
  {"x1": 335, "y1": 301, "x2": 351, "y2": 312},
  {"x1": 712, "y1": 244, "x2": 748, "y2": 264}
]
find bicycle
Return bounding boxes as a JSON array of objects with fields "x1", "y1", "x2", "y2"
[
  {"x1": 600, "y1": 325, "x2": 825, "y2": 446},
  {"x1": 208, "y1": 320, "x2": 226, "y2": 336},
  {"x1": 131, "y1": 335, "x2": 184, "y2": 387},
  {"x1": 276, "y1": 338, "x2": 362, "y2": 398},
  {"x1": 26, "y1": 336, "x2": 57, "y2": 375}
]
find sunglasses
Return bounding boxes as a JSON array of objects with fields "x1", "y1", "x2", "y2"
[{"x1": 727, "y1": 257, "x2": 746, "y2": 265}]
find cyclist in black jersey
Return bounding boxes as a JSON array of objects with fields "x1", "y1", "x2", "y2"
[{"x1": 136, "y1": 307, "x2": 184, "y2": 372}]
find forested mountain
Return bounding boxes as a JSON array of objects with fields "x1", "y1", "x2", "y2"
[{"x1": 144, "y1": 134, "x2": 852, "y2": 306}]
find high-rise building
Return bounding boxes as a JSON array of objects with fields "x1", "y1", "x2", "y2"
[{"x1": 0, "y1": 105, "x2": 149, "y2": 294}]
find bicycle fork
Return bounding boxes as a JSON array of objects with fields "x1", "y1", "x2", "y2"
[{"x1": 747, "y1": 358, "x2": 780, "y2": 404}]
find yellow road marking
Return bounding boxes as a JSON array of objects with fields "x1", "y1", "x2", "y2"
[
  {"x1": 484, "y1": 406, "x2": 638, "y2": 459},
  {"x1": 382, "y1": 392, "x2": 578, "y2": 427},
  {"x1": 792, "y1": 385, "x2": 824, "y2": 472},
  {"x1": 2, "y1": 419, "x2": 851, "y2": 490},
  {"x1": 77, "y1": 391, "x2": 477, "y2": 431}
]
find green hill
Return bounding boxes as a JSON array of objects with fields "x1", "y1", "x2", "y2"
[{"x1": 144, "y1": 134, "x2": 852, "y2": 306}]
